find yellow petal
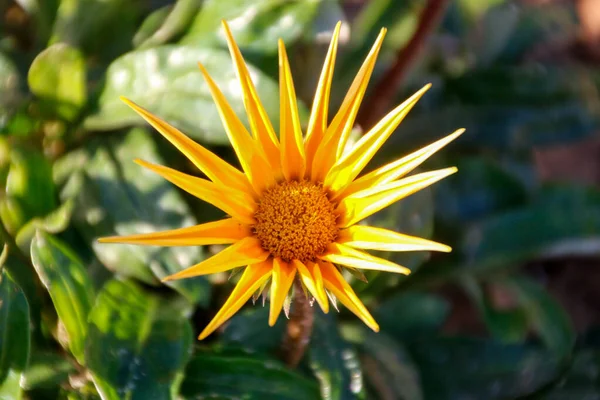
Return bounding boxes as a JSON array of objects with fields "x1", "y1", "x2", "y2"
[
  {"x1": 135, "y1": 159, "x2": 256, "y2": 225},
  {"x1": 198, "y1": 62, "x2": 275, "y2": 194},
  {"x1": 338, "y1": 225, "x2": 451, "y2": 252},
  {"x1": 278, "y1": 40, "x2": 306, "y2": 181},
  {"x1": 162, "y1": 236, "x2": 268, "y2": 281},
  {"x1": 294, "y1": 260, "x2": 329, "y2": 313},
  {"x1": 311, "y1": 28, "x2": 387, "y2": 182},
  {"x1": 324, "y1": 85, "x2": 431, "y2": 193},
  {"x1": 198, "y1": 260, "x2": 272, "y2": 339},
  {"x1": 119, "y1": 97, "x2": 252, "y2": 194},
  {"x1": 338, "y1": 167, "x2": 457, "y2": 227},
  {"x1": 319, "y1": 261, "x2": 379, "y2": 332},
  {"x1": 304, "y1": 22, "x2": 341, "y2": 178},
  {"x1": 339, "y1": 129, "x2": 464, "y2": 199},
  {"x1": 221, "y1": 21, "x2": 281, "y2": 174},
  {"x1": 98, "y1": 218, "x2": 251, "y2": 246},
  {"x1": 269, "y1": 258, "x2": 297, "y2": 326},
  {"x1": 321, "y1": 243, "x2": 410, "y2": 275}
]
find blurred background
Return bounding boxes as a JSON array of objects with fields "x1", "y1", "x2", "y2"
[{"x1": 1, "y1": 0, "x2": 600, "y2": 399}]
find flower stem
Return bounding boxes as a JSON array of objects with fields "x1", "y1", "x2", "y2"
[{"x1": 281, "y1": 278, "x2": 315, "y2": 367}]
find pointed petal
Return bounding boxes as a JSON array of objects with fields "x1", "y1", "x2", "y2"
[
  {"x1": 198, "y1": 62, "x2": 275, "y2": 194},
  {"x1": 278, "y1": 40, "x2": 306, "y2": 180},
  {"x1": 338, "y1": 167, "x2": 457, "y2": 227},
  {"x1": 339, "y1": 129, "x2": 464, "y2": 199},
  {"x1": 221, "y1": 21, "x2": 281, "y2": 173},
  {"x1": 320, "y1": 261, "x2": 379, "y2": 332},
  {"x1": 162, "y1": 236, "x2": 268, "y2": 281},
  {"x1": 324, "y1": 85, "x2": 431, "y2": 193},
  {"x1": 311, "y1": 28, "x2": 387, "y2": 182},
  {"x1": 321, "y1": 243, "x2": 411, "y2": 275},
  {"x1": 120, "y1": 97, "x2": 252, "y2": 194},
  {"x1": 338, "y1": 225, "x2": 451, "y2": 252},
  {"x1": 135, "y1": 159, "x2": 256, "y2": 225},
  {"x1": 269, "y1": 258, "x2": 297, "y2": 326},
  {"x1": 198, "y1": 260, "x2": 272, "y2": 339},
  {"x1": 98, "y1": 218, "x2": 251, "y2": 246},
  {"x1": 304, "y1": 22, "x2": 341, "y2": 177},
  {"x1": 294, "y1": 260, "x2": 329, "y2": 313}
]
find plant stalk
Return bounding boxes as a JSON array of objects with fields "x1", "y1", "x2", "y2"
[{"x1": 281, "y1": 278, "x2": 315, "y2": 367}]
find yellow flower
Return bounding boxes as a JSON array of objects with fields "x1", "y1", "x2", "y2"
[{"x1": 100, "y1": 21, "x2": 463, "y2": 340}]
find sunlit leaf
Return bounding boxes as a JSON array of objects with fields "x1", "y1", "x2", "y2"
[
  {"x1": 0, "y1": 269, "x2": 30, "y2": 400},
  {"x1": 31, "y1": 231, "x2": 94, "y2": 364}
]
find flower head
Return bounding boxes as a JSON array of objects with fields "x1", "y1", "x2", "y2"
[{"x1": 100, "y1": 21, "x2": 463, "y2": 339}]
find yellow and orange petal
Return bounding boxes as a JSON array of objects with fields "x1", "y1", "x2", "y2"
[{"x1": 100, "y1": 20, "x2": 462, "y2": 339}]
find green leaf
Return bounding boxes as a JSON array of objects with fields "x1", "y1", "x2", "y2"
[
  {"x1": 545, "y1": 347, "x2": 600, "y2": 399},
  {"x1": 30, "y1": 231, "x2": 95, "y2": 364},
  {"x1": 503, "y1": 276, "x2": 575, "y2": 360},
  {"x1": 360, "y1": 332, "x2": 423, "y2": 400},
  {"x1": 375, "y1": 291, "x2": 449, "y2": 339},
  {"x1": 308, "y1": 311, "x2": 365, "y2": 400},
  {"x1": 15, "y1": 199, "x2": 74, "y2": 253},
  {"x1": 409, "y1": 337, "x2": 562, "y2": 399},
  {"x1": 180, "y1": 0, "x2": 321, "y2": 53},
  {"x1": 461, "y1": 276, "x2": 528, "y2": 343},
  {"x1": 0, "y1": 52, "x2": 22, "y2": 128},
  {"x1": 50, "y1": 0, "x2": 140, "y2": 60},
  {"x1": 85, "y1": 46, "x2": 283, "y2": 145},
  {"x1": 221, "y1": 306, "x2": 285, "y2": 353},
  {"x1": 180, "y1": 349, "x2": 320, "y2": 399},
  {"x1": 132, "y1": 5, "x2": 173, "y2": 48},
  {"x1": 6, "y1": 148, "x2": 56, "y2": 221},
  {"x1": 0, "y1": 269, "x2": 30, "y2": 400},
  {"x1": 27, "y1": 43, "x2": 87, "y2": 121},
  {"x1": 434, "y1": 157, "x2": 527, "y2": 224},
  {"x1": 60, "y1": 128, "x2": 211, "y2": 305},
  {"x1": 22, "y1": 351, "x2": 75, "y2": 390},
  {"x1": 135, "y1": 0, "x2": 201, "y2": 49},
  {"x1": 86, "y1": 279, "x2": 193, "y2": 400}
]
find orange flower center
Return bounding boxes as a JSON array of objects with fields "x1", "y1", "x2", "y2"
[{"x1": 254, "y1": 180, "x2": 339, "y2": 263}]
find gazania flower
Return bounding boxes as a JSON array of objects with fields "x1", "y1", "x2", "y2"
[{"x1": 100, "y1": 21, "x2": 462, "y2": 340}]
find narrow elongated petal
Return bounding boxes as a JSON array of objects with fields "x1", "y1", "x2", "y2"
[
  {"x1": 339, "y1": 129, "x2": 464, "y2": 199},
  {"x1": 135, "y1": 159, "x2": 256, "y2": 225},
  {"x1": 198, "y1": 260, "x2": 272, "y2": 339},
  {"x1": 221, "y1": 21, "x2": 281, "y2": 173},
  {"x1": 294, "y1": 260, "x2": 329, "y2": 313},
  {"x1": 324, "y1": 85, "x2": 431, "y2": 193},
  {"x1": 338, "y1": 225, "x2": 451, "y2": 252},
  {"x1": 278, "y1": 40, "x2": 306, "y2": 180},
  {"x1": 162, "y1": 237, "x2": 268, "y2": 281},
  {"x1": 269, "y1": 258, "x2": 297, "y2": 326},
  {"x1": 198, "y1": 63, "x2": 275, "y2": 194},
  {"x1": 338, "y1": 167, "x2": 457, "y2": 227},
  {"x1": 320, "y1": 262, "x2": 379, "y2": 332},
  {"x1": 311, "y1": 29, "x2": 387, "y2": 182},
  {"x1": 98, "y1": 218, "x2": 251, "y2": 246},
  {"x1": 321, "y1": 243, "x2": 411, "y2": 275},
  {"x1": 120, "y1": 97, "x2": 252, "y2": 194},
  {"x1": 304, "y1": 22, "x2": 341, "y2": 177}
]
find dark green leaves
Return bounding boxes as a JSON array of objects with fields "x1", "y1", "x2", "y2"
[
  {"x1": 86, "y1": 279, "x2": 193, "y2": 400},
  {"x1": 180, "y1": 350, "x2": 320, "y2": 400},
  {"x1": 309, "y1": 312, "x2": 365, "y2": 400},
  {"x1": 0, "y1": 270, "x2": 30, "y2": 399},
  {"x1": 409, "y1": 338, "x2": 561, "y2": 400},
  {"x1": 31, "y1": 231, "x2": 94, "y2": 364},
  {"x1": 85, "y1": 46, "x2": 281, "y2": 145}
]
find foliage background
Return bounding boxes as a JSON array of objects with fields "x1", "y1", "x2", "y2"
[{"x1": 1, "y1": 0, "x2": 600, "y2": 399}]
